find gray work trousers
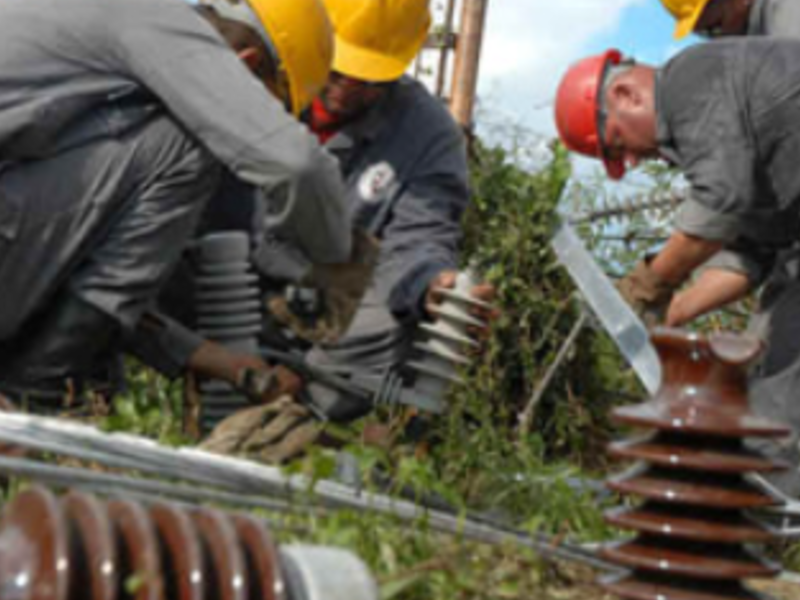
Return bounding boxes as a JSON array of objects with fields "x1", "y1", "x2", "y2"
[
  {"x1": 303, "y1": 286, "x2": 415, "y2": 421},
  {"x1": 0, "y1": 116, "x2": 221, "y2": 341},
  {"x1": 746, "y1": 268, "x2": 800, "y2": 498}
]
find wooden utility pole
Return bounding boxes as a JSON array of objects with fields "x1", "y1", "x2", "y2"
[{"x1": 449, "y1": 0, "x2": 489, "y2": 129}]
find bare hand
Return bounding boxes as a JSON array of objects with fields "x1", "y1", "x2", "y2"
[
  {"x1": 425, "y1": 270, "x2": 501, "y2": 337},
  {"x1": 188, "y1": 340, "x2": 303, "y2": 404}
]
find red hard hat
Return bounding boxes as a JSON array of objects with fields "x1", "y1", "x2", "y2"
[{"x1": 555, "y1": 49, "x2": 625, "y2": 180}]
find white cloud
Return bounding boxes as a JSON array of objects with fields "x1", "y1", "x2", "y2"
[{"x1": 473, "y1": 0, "x2": 645, "y2": 136}]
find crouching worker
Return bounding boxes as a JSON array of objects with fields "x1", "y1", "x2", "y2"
[
  {"x1": 0, "y1": 0, "x2": 352, "y2": 413},
  {"x1": 202, "y1": 0, "x2": 499, "y2": 462},
  {"x1": 554, "y1": 40, "x2": 800, "y2": 496}
]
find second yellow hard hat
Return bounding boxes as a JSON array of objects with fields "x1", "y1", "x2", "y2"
[
  {"x1": 200, "y1": 0, "x2": 334, "y2": 114},
  {"x1": 322, "y1": 0, "x2": 432, "y2": 82},
  {"x1": 660, "y1": 0, "x2": 714, "y2": 39}
]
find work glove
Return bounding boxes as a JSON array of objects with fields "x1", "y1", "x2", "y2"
[
  {"x1": 617, "y1": 256, "x2": 677, "y2": 328},
  {"x1": 268, "y1": 229, "x2": 380, "y2": 345},
  {"x1": 200, "y1": 395, "x2": 321, "y2": 464}
]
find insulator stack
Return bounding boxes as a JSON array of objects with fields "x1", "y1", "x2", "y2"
[
  {"x1": 0, "y1": 486, "x2": 378, "y2": 600},
  {"x1": 194, "y1": 232, "x2": 263, "y2": 433},
  {"x1": 601, "y1": 328, "x2": 789, "y2": 600},
  {"x1": 404, "y1": 270, "x2": 492, "y2": 413}
]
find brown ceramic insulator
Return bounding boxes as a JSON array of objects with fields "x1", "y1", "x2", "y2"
[
  {"x1": 601, "y1": 536, "x2": 780, "y2": 580},
  {"x1": 609, "y1": 465, "x2": 778, "y2": 509},
  {"x1": 107, "y1": 499, "x2": 164, "y2": 600},
  {"x1": 600, "y1": 572, "x2": 770, "y2": 600},
  {"x1": 148, "y1": 502, "x2": 205, "y2": 600},
  {"x1": 231, "y1": 514, "x2": 287, "y2": 600},
  {"x1": 609, "y1": 432, "x2": 787, "y2": 474},
  {"x1": 0, "y1": 489, "x2": 297, "y2": 600},
  {"x1": 612, "y1": 329, "x2": 790, "y2": 440},
  {"x1": 603, "y1": 328, "x2": 788, "y2": 600},
  {"x1": 191, "y1": 508, "x2": 248, "y2": 600},
  {"x1": 0, "y1": 486, "x2": 70, "y2": 600},
  {"x1": 62, "y1": 492, "x2": 117, "y2": 600},
  {"x1": 605, "y1": 504, "x2": 773, "y2": 545}
]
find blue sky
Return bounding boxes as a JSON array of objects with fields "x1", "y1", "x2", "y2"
[
  {"x1": 593, "y1": 1, "x2": 691, "y2": 61},
  {"x1": 473, "y1": 0, "x2": 696, "y2": 138}
]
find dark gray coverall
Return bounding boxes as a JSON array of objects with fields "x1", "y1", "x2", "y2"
[
  {"x1": 659, "y1": 38, "x2": 800, "y2": 494},
  {"x1": 670, "y1": 0, "x2": 800, "y2": 495},
  {"x1": 0, "y1": 0, "x2": 350, "y2": 372},
  {"x1": 256, "y1": 77, "x2": 470, "y2": 419},
  {"x1": 747, "y1": 0, "x2": 800, "y2": 35}
]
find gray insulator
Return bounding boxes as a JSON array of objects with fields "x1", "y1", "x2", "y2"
[
  {"x1": 344, "y1": 270, "x2": 493, "y2": 415},
  {"x1": 371, "y1": 270, "x2": 493, "y2": 414},
  {"x1": 195, "y1": 231, "x2": 263, "y2": 432},
  {"x1": 369, "y1": 369, "x2": 405, "y2": 408},
  {"x1": 280, "y1": 545, "x2": 379, "y2": 600}
]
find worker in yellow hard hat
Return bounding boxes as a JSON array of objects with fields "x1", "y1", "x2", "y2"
[
  {"x1": 200, "y1": 0, "x2": 499, "y2": 460},
  {"x1": 660, "y1": 0, "x2": 799, "y2": 39},
  {"x1": 0, "y1": 0, "x2": 352, "y2": 411}
]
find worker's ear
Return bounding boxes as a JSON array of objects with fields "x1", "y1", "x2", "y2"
[
  {"x1": 608, "y1": 78, "x2": 644, "y2": 113},
  {"x1": 237, "y1": 47, "x2": 262, "y2": 73}
]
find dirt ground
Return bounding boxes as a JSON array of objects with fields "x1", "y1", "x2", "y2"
[
  {"x1": 752, "y1": 578, "x2": 799, "y2": 600},
  {"x1": 541, "y1": 564, "x2": 799, "y2": 600}
]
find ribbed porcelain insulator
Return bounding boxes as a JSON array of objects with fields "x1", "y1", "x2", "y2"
[
  {"x1": 0, "y1": 486, "x2": 378, "y2": 600},
  {"x1": 194, "y1": 232, "x2": 262, "y2": 432},
  {"x1": 601, "y1": 329, "x2": 789, "y2": 600}
]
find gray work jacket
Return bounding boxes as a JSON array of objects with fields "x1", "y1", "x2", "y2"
[
  {"x1": 749, "y1": 0, "x2": 800, "y2": 36},
  {"x1": 333, "y1": 77, "x2": 469, "y2": 320},
  {"x1": 311, "y1": 77, "x2": 469, "y2": 321},
  {"x1": 0, "y1": 0, "x2": 350, "y2": 265},
  {"x1": 658, "y1": 39, "x2": 800, "y2": 240},
  {"x1": 674, "y1": 0, "x2": 800, "y2": 281}
]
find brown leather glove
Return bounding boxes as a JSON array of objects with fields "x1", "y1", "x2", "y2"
[
  {"x1": 268, "y1": 229, "x2": 380, "y2": 344},
  {"x1": 200, "y1": 395, "x2": 321, "y2": 464},
  {"x1": 617, "y1": 256, "x2": 677, "y2": 328}
]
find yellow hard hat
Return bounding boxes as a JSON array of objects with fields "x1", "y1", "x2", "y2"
[
  {"x1": 321, "y1": 0, "x2": 432, "y2": 82},
  {"x1": 200, "y1": 0, "x2": 334, "y2": 114},
  {"x1": 660, "y1": 0, "x2": 714, "y2": 39}
]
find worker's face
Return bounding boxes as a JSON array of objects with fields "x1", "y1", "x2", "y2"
[
  {"x1": 602, "y1": 77, "x2": 660, "y2": 169},
  {"x1": 237, "y1": 47, "x2": 293, "y2": 112},
  {"x1": 319, "y1": 72, "x2": 391, "y2": 120},
  {"x1": 695, "y1": 0, "x2": 753, "y2": 37}
]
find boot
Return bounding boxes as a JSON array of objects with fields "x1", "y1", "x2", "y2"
[{"x1": 0, "y1": 292, "x2": 120, "y2": 412}]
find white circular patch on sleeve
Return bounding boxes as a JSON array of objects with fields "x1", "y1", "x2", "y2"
[{"x1": 358, "y1": 162, "x2": 396, "y2": 203}]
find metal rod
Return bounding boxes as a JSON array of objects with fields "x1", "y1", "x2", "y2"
[
  {"x1": 449, "y1": 0, "x2": 490, "y2": 128},
  {"x1": 0, "y1": 455, "x2": 301, "y2": 515},
  {"x1": 518, "y1": 309, "x2": 589, "y2": 435},
  {"x1": 435, "y1": 0, "x2": 458, "y2": 98}
]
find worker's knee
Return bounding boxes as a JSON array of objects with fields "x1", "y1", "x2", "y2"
[{"x1": 130, "y1": 116, "x2": 222, "y2": 203}]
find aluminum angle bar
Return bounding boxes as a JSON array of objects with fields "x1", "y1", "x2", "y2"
[{"x1": 551, "y1": 222, "x2": 662, "y2": 396}]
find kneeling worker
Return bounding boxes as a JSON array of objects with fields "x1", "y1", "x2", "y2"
[
  {"x1": 203, "y1": 0, "x2": 498, "y2": 460},
  {"x1": 0, "y1": 0, "x2": 350, "y2": 409}
]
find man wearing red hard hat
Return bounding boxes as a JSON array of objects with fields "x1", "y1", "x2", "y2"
[
  {"x1": 555, "y1": 40, "x2": 800, "y2": 319},
  {"x1": 555, "y1": 39, "x2": 800, "y2": 496}
]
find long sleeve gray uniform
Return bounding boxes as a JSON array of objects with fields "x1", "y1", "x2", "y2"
[
  {"x1": 295, "y1": 77, "x2": 470, "y2": 420},
  {"x1": 658, "y1": 38, "x2": 800, "y2": 494},
  {"x1": 748, "y1": 0, "x2": 800, "y2": 36},
  {"x1": 0, "y1": 0, "x2": 350, "y2": 346}
]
